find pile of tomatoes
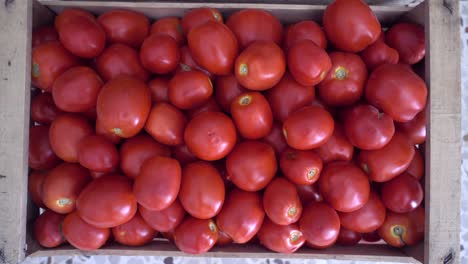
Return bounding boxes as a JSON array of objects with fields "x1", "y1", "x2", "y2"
[{"x1": 29, "y1": 0, "x2": 427, "y2": 254}]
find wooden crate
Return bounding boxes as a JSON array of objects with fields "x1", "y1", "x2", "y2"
[{"x1": 0, "y1": 0, "x2": 461, "y2": 263}]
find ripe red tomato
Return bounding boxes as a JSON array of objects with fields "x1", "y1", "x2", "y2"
[
  {"x1": 95, "y1": 117, "x2": 122, "y2": 145},
  {"x1": 98, "y1": 9, "x2": 149, "y2": 48},
  {"x1": 181, "y1": 7, "x2": 223, "y2": 35},
  {"x1": 184, "y1": 111, "x2": 237, "y2": 161},
  {"x1": 112, "y1": 212, "x2": 157, "y2": 246},
  {"x1": 226, "y1": 9, "x2": 283, "y2": 49},
  {"x1": 179, "y1": 161, "x2": 225, "y2": 219},
  {"x1": 31, "y1": 42, "x2": 79, "y2": 92},
  {"x1": 358, "y1": 132, "x2": 415, "y2": 182},
  {"x1": 97, "y1": 76, "x2": 151, "y2": 138},
  {"x1": 150, "y1": 17, "x2": 185, "y2": 46},
  {"x1": 381, "y1": 172, "x2": 423, "y2": 213},
  {"x1": 299, "y1": 202, "x2": 340, "y2": 249},
  {"x1": 62, "y1": 211, "x2": 110, "y2": 251},
  {"x1": 365, "y1": 63, "x2": 427, "y2": 122},
  {"x1": 177, "y1": 46, "x2": 214, "y2": 80},
  {"x1": 77, "y1": 135, "x2": 119, "y2": 172},
  {"x1": 226, "y1": 141, "x2": 277, "y2": 191},
  {"x1": 396, "y1": 109, "x2": 426, "y2": 144},
  {"x1": 215, "y1": 74, "x2": 247, "y2": 113},
  {"x1": 231, "y1": 92, "x2": 273, "y2": 139},
  {"x1": 283, "y1": 106, "x2": 334, "y2": 150},
  {"x1": 140, "y1": 34, "x2": 180, "y2": 74},
  {"x1": 336, "y1": 227, "x2": 361, "y2": 246},
  {"x1": 287, "y1": 40, "x2": 331, "y2": 86},
  {"x1": 217, "y1": 229, "x2": 233, "y2": 246},
  {"x1": 262, "y1": 122, "x2": 288, "y2": 158},
  {"x1": 280, "y1": 148, "x2": 323, "y2": 185},
  {"x1": 172, "y1": 143, "x2": 199, "y2": 166},
  {"x1": 263, "y1": 178, "x2": 302, "y2": 225},
  {"x1": 360, "y1": 35, "x2": 399, "y2": 71},
  {"x1": 49, "y1": 114, "x2": 93, "y2": 162},
  {"x1": 386, "y1": 23, "x2": 425, "y2": 65},
  {"x1": 96, "y1": 43, "x2": 150, "y2": 82},
  {"x1": 258, "y1": 218, "x2": 305, "y2": 253},
  {"x1": 148, "y1": 77, "x2": 170, "y2": 103},
  {"x1": 77, "y1": 175, "x2": 137, "y2": 228},
  {"x1": 323, "y1": 0, "x2": 381, "y2": 52},
  {"x1": 361, "y1": 231, "x2": 381, "y2": 242},
  {"x1": 283, "y1": 20, "x2": 327, "y2": 51},
  {"x1": 139, "y1": 200, "x2": 186, "y2": 232},
  {"x1": 187, "y1": 97, "x2": 221, "y2": 119},
  {"x1": 55, "y1": 9, "x2": 106, "y2": 58},
  {"x1": 174, "y1": 217, "x2": 218, "y2": 254},
  {"x1": 120, "y1": 134, "x2": 171, "y2": 179},
  {"x1": 145, "y1": 102, "x2": 187, "y2": 146},
  {"x1": 314, "y1": 123, "x2": 353, "y2": 164},
  {"x1": 28, "y1": 170, "x2": 47, "y2": 208},
  {"x1": 168, "y1": 70, "x2": 213, "y2": 110},
  {"x1": 42, "y1": 163, "x2": 91, "y2": 214},
  {"x1": 406, "y1": 147, "x2": 424, "y2": 180},
  {"x1": 378, "y1": 206, "x2": 424, "y2": 247},
  {"x1": 317, "y1": 52, "x2": 367, "y2": 106},
  {"x1": 29, "y1": 125, "x2": 60, "y2": 170},
  {"x1": 266, "y1": 73, "x2": 315, "y2": 122},
  {"x1": 216, "y1": 189, "x2": 264, "y2": 244},
  {"x1": 343, "y1": 104, "x2": 395, "y2": 150},
  {"x1": 31, "y1": 93, "x2": 62, "y2": 125},
  {"x1": 33, "y1": 210, "x2": 66, "y2": 248},
  {"x1": 319, "y1": 161, "x2": 370, "y2": 213},
  {"x1": 339, "y1": 192, "x2": 386, "y2": 233},
  {"x1": 188, "y1": 21, "x2": 238, "y2": 75},
  {"x1": 32, "y1": 26, "x2": 59, "y2": 47},
  {"x1": 133, "y1": 156, "x2": 181, "y2": 211},
  {"x1": 52, "y1": 66, "x2": 103, "y2": 112},
  {"x1": 296, "y1": 184, "x2": 323, "y2": 205}
]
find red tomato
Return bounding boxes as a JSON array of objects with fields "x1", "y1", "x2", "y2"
[
  {"x1": 319, "y1": 161, "x2": 370, "y2": 213},
  {"x1": 288, "y1": 40, "x2": 331, "y2": 86},
  {"x1": 139, "y1": 200, "x2": 185, "y2": 232},
  {"x1": 49, "y1": 114, "x2": 93, "y2": 162},
  {"x1": 317, "y1": 52, "x2": 367, "y2": 106},
  {"x1": 148, "y1": 77, "x2": 170, "y2": 103},
  {"x1": 140, "y1": 34, "x2": 180, "y2": 74},
  {"x1": 266, "y1": 73, "x2": 315, "y2": 122},
  {"x1": 378, "y1": 207, "x2": 424, "y2": 247},
  {"x1": 226, "y1": 9, "x2": 283, "y2": 49},
  {"x1": 216, "y1": 189, "x2": 264, "y2": 243},
  {"x1": 365, "y1": 63, "x2": 427, "y2": 122},
  {"x1": 63, "y1": 211, "x2": 110, "y2": 251},
  {"x1": 42, "y1": 163, "x2": 91, "y2": 214},
  {"x1": 98, "y1": 9, "x2": 149, "y2": 48},
  {"x1": 31, "y1": 42, "x2": 79, "y2": 91},
  {"x1": 172, "y1": 144, "x2": 199, "y2": 166},
  {"x1": 358, "y1": 132, "x2": 415, "y2": 182},
  {"x1": 150, "y1": 17, "x2": 185, "y2": 46},
  {"x1": 95, "y1": 118, "x2": 122, "y2": 145},
  {"x1": 33, "y1": 210, "x2": 66, "y2": 248},
  {"x1": 262, "y1": 122, "x2": 288, "y2": 158},
  {"x1": 120, "y1": 134, "x2": 171, "y2": 179},
  {"x1": 52, "y1": 66, "x2": 103, "y2": 112},
  {"x1": 323, "y1": 0, "x2": 381, "y2": 52},
  {"x1": 226, "y1": 141, "x2": 277, "y2": 191},
  {"x1": 381, "y1": 173, "x2": 423, "y2": 213},
  {"x1": 217, "y1": 229, "x2": 233, "y2": 246},
  {"x1": 336, "y1": 227, "x2": 361, "y2": 246},
  {"x1": 314, "y1": 123, "x2": 353, "y2": 164},
  {"x1": 283, "y1": 106, "x2": 334, "y2": 150},
  {"x1": 396, "y1": 109, "x2": 426, "y2": 144},
  {"x1": 182, "y1": 8, "x2": 223, "y2": 34},
  {"x1": 145, "y1": 102, "x2": 187, "y2": 146},
  {"x1": 258, "y1": 218, "x2": 305, "y2": 253},
  {"x1": 296, "y1": 184, "x2": 323, "y2": 205},
  {"x1": 112, "y1": 211, "x2": 156, "y2": 246},
  {"x1": 29, "y1": 125, "x2": 60, "y2": 170},
  {"x1": 406, "y1": 147, "x2": 424, "y2": 180},
  {"x1": 28, "y1": 170, "x2": 47, "y2": 208},
  {"x1": 283, "y1": 20, "x2": 327, "y2": 51},
  {"x1": 360, "y1": 36, "x2": 399, "y2": 71},
  {"x1": 96, "y1": 44, "x2": 150, "y2": 82},
  {"x1": 343, "y1": 104, "x2": 395, "y2": 150},
  {"x1": 168, "y1": 70, "x2": 212, "y2": 110},
  {"x1": 97, "y1": 76, "x2": 151, "y2": 138},
  {"x1": 77, "y1": 135, "x2": 119, "y2": 172},
  {"x1": 386, "y1": 23, "x2": 425, "y2": 65},
  {"x1": 77, "y1": 175, "x2": 137, "y2": 228},
  {"x1": 32, "y1": 26, "x2": 59, "y2": 47},
  {"x1": 361, "y1": 231, "x2": 381, "y2": 242},
  {"x1": 133, "y1": 156, "x2": 181, "y2": 211},
  {"x1": 188, "y1": 21, "x2": 238, "y2": 75},
  {"x1": 179, "y1": 161, "x2": 225, "y2": 219},
  {"x1": 187, "y1": 97, "x2": 221, "y2": 119},
  {"x1": 215, "y1": 74, "x2": 247, "y2": 113},
  {"x1": 174, "y1": 217, "x2": 218, "y2": 254},
  {"x1": 31, "y1": 93, "x2": 62, "y2": 125},
  {"x1": 184, "y1": 111, "x2": 237, "y2": 161},
  {"x1": 263, "y1": 178, "x2": 302, "y2": 225},
  {"x1": 339, "y1": 192, "x2": 386, "y2": 233},
  {"x1": 280, "y1": 148, "x2": 323, "y2": 185},
  {"x1": 231, "y1": 92, "x2": 273, "y2": 139},
  {"x1": 55, "y1": 9, "x2": 106, "y2": 58},
  {"x1": 177, "y1": 46, "x2": 214, "y2": 80},
  {"x1": 299, "y1": 202, "x2": 340, "y2": 249}
]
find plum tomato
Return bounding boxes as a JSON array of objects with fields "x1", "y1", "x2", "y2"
[
  {"x1": 31, "y1": 92, "x2": 63, "y2": 125},
  {"x1": 263, "y1": 178, "x2": 303, "y2": 225},
  {"x1": 381, "y1": 172, "x2": 423, "y2": 213},
  {"x1": 174, "y1": 217, "x2": 218, "y2": 254},
  {"x1": 140, "y1": 34, "x2": 180, "y2": 74},
  {"x1": 29, "y1": 125, "x2": 61, "y2": 170},
  {"x1": 339, "y1": 192, "x2": 386, "y2": 233},
  {"x1": 396, "y1": 109, "x2": 426, "y2": 145},
  {"x1": 280, "y1": 148, "x2": 323, "y2": 185},
  {"x1": 215, "y1": 74, "x2": 248, "y2": 113},
  {"x1": 378, "y1": 206, "x2": 424, "y2": 247},
  {"x1": 139, "y1": 200, "x2": 186, "y2": 232},
  {"x1": 231, "y1": 92, "x2": 273, "y2": 139},
  {"x1": 168, "y1": 70, "x2": 213, "y2": 110},
  {"x1": 181, "y1": 8, "x2": 223, "y2": 35},
  {"x1": 257, "y1": 218, "x2": 305, "y2": 253},
  {"x1": 150, "y1": 17, "x2": 185, "y2": 46},
  {"x1": 406, "y1": 147, "x2": 424, "y2": 180},
  {"x1": 283, "y1": 20, "x2": 327, "y2": 51},
  {"x1": 336, "y1": 227, "x2": 361, "y2": 246},
  {"x1": 360, "y1": 36, "x2": 399, "y2": 71},
  {"x1": 296, "y1": 184, "x2": 323, "y2": 205},
  {"x1": 98, "y1": 9, "x2": 149, "y2": 48},
  {"x1": 299, "y1": 202, "x2": 340, "y2": 249},
  {"x1": 148, "y1": 77, "x2": 170, "y2": 103},
  {"x1": 77, "y1": 135, "x2": 119, "y2": 173},
  {"x1": 145, "y1": 102, "x2": 188, "y2": 146},
  {"x1": 33, "y1": 210, "x2": 66, "y2": 248},
  {"x1": 112, "y1": 211, "x2": 157, "y2": 246},
  {"x1": 62, "y1": 211, "x2": 110, "y2": 251},
  {"x1": 314, "y1": 123, "x2": 353, "y2": 164},
  {"x1": 386, "y1": 23, "x2": 425, "y2": 65}
]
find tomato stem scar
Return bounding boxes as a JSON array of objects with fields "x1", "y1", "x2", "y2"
[
  {"x1": 239, "y1": 64, "x2": 248, "y2": 75},
  {"x1": 334, "y1": 66, "x2": 348, "y2": 80},
  {"x1": 239, "y1": 95, "x2": 252, "y2": 105}
]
